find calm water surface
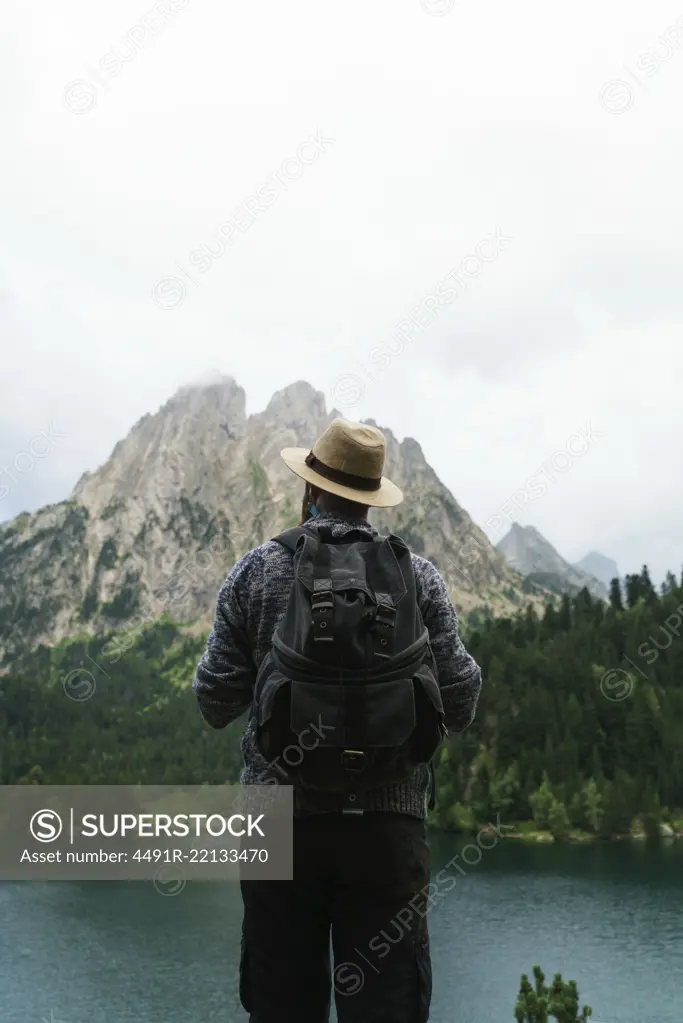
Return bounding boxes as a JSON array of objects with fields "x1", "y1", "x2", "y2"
[{"x1": 1, "y1": 837, "x2": 681, "y2": 1023}]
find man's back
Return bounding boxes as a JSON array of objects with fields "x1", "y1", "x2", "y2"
[{"x1": 193, "y1": 512, "x2": 482, "y2": 817}]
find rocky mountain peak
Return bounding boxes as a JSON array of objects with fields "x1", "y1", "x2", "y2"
[
  {"x1": 573, "y1": 551, "x2": 620, "y2": 588},
  {"x1": 400, "y1": 436, "x2": 425, "y2": 458},
  {"x1": 509, "y1": 522, "x2": 543, "y2": 541},
  {"x1": 167, "y1": 372, "x2": 245, "y2": 413},
  {"x1": 497, "y1": 524, "x2": 608, "y2": 601},
  {"x1": 265, "y1": 380, "x2": 327, "y2": 420},
  {"x1": 0, "y1": 377, "x2": 545, "y2": 667}
]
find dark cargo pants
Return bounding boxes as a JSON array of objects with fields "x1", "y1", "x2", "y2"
[{"x1": 240, "y1": 811, "x2": 432, "y2": 1023}]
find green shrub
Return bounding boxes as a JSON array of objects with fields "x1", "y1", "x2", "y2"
[{"x1": 515, "y1": 965, "x2": 592, "y2": 1022}]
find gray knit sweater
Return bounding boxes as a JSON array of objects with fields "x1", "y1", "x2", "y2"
[{"x1": 192, "y1": 513, "x2": 482, "y2": 818}]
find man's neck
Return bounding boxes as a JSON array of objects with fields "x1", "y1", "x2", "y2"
[{"x1": 310, "y1": 510, "x2": 372, "y2": 528}]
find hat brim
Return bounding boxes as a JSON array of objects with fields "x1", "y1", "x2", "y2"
[{"x1": 280, "y1": 447, "x2": 404, "y2": 508}]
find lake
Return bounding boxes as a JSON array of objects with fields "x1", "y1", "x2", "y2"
[{"x1": 1, "y1": 836, "x2": 681, "y2": 1023}]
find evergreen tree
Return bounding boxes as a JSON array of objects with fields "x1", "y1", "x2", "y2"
[
  {"x1": 558, "y1": 594, "x2": 572, "y2": 631},
  {"x1": 625, "y1": 573, "x2": 642, "y2": 608},
  {"x1": 547, "y1": 799, "x2": 571, "y2": 839},
  {"x1": 609, "y1": 577, "x2": 623, "y2": 611},
  {"x1": 640, "y1": 565, "x2": 658, "y2": 605},
  {"x1": 579, "y1": 778, "x2": 604, "y2": 834},
  {"x1": 529, "y1": 775, "x2": 555, "y2": 830},
  {"x1": 661, "y1": 571, "x2": 677, "y2": 596}
]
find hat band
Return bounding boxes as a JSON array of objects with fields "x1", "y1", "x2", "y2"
[{"x1": 304, "y1": 451, "x2": 382, "y2": 492}]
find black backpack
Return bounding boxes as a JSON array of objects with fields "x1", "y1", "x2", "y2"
[{"x1": 251, "y1": 525, "x2": 446, "y2": 803}]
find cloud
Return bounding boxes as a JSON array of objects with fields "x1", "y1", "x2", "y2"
[{"x1": 1, "y1": 0, "x2": 682, "y2": 583}]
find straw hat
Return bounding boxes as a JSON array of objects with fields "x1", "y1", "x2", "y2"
[{"x1": 280, "y1": 418, "x2": 403, "y2": 508}]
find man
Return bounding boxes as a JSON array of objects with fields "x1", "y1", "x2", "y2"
[{"x1": 193, "y1": 417, "x2": 482, "y2": 1023}]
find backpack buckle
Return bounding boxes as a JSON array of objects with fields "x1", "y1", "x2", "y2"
[
  {"x1": 372, "y1": 599, "x2": 396, "y2": 659},
  {"x1": 375, "y1": 602, "x2": 396, "y2": 630},
  {"x1": 311, "y1": 590, "x2": 334, "y2": 642},
  {"x1": 341, "y1": 750, "x2": 366, "y2": 773}
]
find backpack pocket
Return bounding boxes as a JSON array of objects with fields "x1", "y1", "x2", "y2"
[
  {"x1": 411, "y1": 663, "x2": 447, "y2": 763},
  {"x1": 254, "y1": 662, "x2": 446, "y2": 791},
  {"x1": 289, "y1": 677, "x2": 417, "y2": 749},
  {"x1": 287, "y1": 677, "x2": 420, "y2": 790}
]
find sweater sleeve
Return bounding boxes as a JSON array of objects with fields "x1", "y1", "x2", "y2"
[
  {"x1": 413, "y1": 556, "x2": 483, "y2": 732},
  {"x1": 192, "y1": 554, "x2": 257, "y2": 729}
]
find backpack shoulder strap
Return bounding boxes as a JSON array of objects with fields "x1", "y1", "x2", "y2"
[
  {"x1": 271, "y1": 526, "x2": 308, "y2": 553},
  {"x1": 274, "y1": 526, "x2": 379, "y2": 551}
]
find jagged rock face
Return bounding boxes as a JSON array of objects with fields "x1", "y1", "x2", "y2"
[
  {"x1": 573, "y1": 551, "x2": 619, "y2": 589},
  {"x1": 0, "y1": 377, "x2": 537, "y2": 666},
  {"x1": 497, "y1": 523, "x2": 608, "y2": 601}
]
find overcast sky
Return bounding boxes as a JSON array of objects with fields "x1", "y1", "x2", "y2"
[{"x1": 2, "y1": 0, "x2": 682, "y2": 583}]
